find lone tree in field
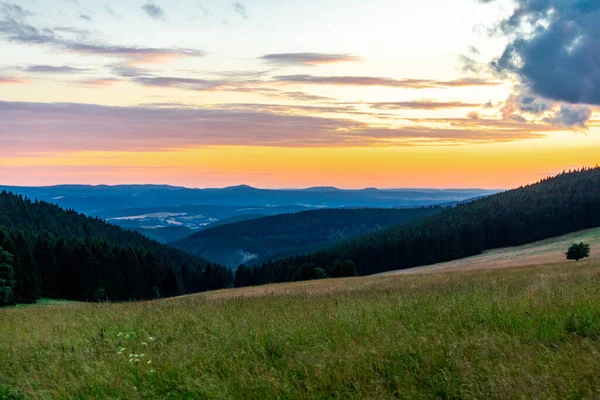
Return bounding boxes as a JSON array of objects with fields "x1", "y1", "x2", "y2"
[{"x1": 566, "y1": 242, "x2": 590, "y2": 261}]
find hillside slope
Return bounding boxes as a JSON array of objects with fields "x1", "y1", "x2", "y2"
[
  {"x1": 172, "y1": 207, "x2": 441, "y2": 268},
  {"x1": 382, "y1": 227, "x2": 600, "y2": 275},
  {"x1": 0, "y1": 192, "x2": 232, "y2": 304},
  {"x1": 240, "y1": 168, "x2": 600, "y2": 286}
]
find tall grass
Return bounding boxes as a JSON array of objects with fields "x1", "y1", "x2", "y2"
[{"x1": 2, "y1": 260, "x2": 600, "y2": 399}]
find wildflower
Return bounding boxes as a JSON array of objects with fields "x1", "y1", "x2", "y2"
[{"x1": 147, "y1": 360, "x2": 152, "y2": 365}]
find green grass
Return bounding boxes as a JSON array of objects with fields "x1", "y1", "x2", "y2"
[{"x1": 2, "y1": 261, "x2": 600, "y2": 399}]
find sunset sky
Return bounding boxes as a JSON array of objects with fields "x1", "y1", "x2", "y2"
[{"x1": 1, "y1": 0, "x2": 598, "y2": 189}]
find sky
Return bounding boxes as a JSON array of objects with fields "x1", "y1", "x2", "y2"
[{"x1": 0, "y1": 0, "x2": 599, "y2": 189}]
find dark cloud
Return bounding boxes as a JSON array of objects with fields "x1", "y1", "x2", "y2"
[
  {"x1": 370, "y1": 101, "x2": 482, "y2": 110},
  {"x1": 483, "y1": 0, "x2": 600, "y2": 106},
  {"x1": 141, "y1": 2, "x2": 166, "y2": 21},
  {"x1": 259, "y1": 53, "x2": 362, "y2": 66},
  {"x1": 274, "y1": 74, "x2": 502, "y2": 88},
  {"x1": 78, "y1": 13, "x2": 92, "y2": 22},
  {"x1": 24, "y1": 65, "x2": 91, "y2": 74},
  {"x1": 231, "y1": 2, "x2": 248, "y2": 19},
  {"x1": 0, "y1": 101, "x2": 555, "y2": 154}
]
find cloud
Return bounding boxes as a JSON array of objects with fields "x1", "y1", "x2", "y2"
[
  {"x1": 0, "y1": 101, "x2": 555, "y2": 154},
  {"x1": 274, "y1": 74, "x2": 502, "y2": 88},
  {"x1": 369, "y1": 101, "x2": 482, "y2": 110},
  {"x1": 133, "y1": 76, "x2": 225, "y2": 91},
  {"x1": 500, "y1": 90, "x2": 593, "y2": 128},
  {"x1": 141, "y1": 2, "x2": 166, "y2": 21},
  {"x1": 276, "y1": 91, "x2": 334, "y2": 102},
  {"x1": 24, "y1": 65, "x2": 91, "y2": 74},
  {"x1": 482, "y1": 0, "x2": 600, "y2": 126},
  {"x1": 544, "y1": 104, "x2": 592, "y2": 128},
  {"x1": 259, "y1": 53, "x2": 362, "y2": 66},
  {"x1": 231, "y1": 2, "x2": 248, "y2": 19},
  {"x1": 1, "y1": 3, "x2": 32, "y2": 20},
  {"x1": 197, "y1": 2, "x2": 211, "y2": 17},
  {"x1": 0, "y1": 77, "x2": 30, "y2": 84},
  {"x1": 79, "y1": 78, "x2": 124, "y2": 87},
  {"x1": 0, "y1": 4, "x2": 202, "y2": 65},
  {"x1": 105, "y1": 6, "x2": 122, "y2": 19},
  {"x1": 78, "y1": 13, "x2": 92, "y2": 22}
]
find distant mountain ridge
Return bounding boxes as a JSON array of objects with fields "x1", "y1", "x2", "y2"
[{"x1": 0, "y1": 184, "x2": 496, "y2": 212}]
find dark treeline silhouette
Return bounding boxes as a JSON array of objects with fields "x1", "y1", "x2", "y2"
[
  {"x1": 235, "y1": 167, "x2": 600, "y2": 287},
  {"x1": 0, "y1": 192, "x2": 232, "y2": 305}
]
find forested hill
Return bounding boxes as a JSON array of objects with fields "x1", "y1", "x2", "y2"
[
  {"x1": 0, "y1": 192, "x2": 232, "y2": 305},
  {"x1": 172, "y1": 207, "x2": 442, "y2": 268},
  {"x1": 238, "y1": 168, "x2": 600, "y2": 286}
]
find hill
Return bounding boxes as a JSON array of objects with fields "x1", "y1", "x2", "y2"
[
  {"x1": 239, "y1": 167, "x2": 600, "y2": 286},
  {"x1": 0, "y1": 192, "x2": 232, "y2": 305},
  {"x1": 383, "y1": 227, "x2": 600, "y2": 275},
  {"x1": 1, "y1": 260, "x2": 599, "y2": 398},
  {"x1": 172, "y1": 207, "x2": 441, "y2": 268}
]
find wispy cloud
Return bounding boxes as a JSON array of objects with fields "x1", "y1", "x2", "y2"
[
  {"x1": 0, "y1": 77, "x2": 30, "y2": 84},
  {"x1": 231, "y1": 2, "x2": 248, "y2": 19},
  {"x1": 0, "y1": 4, "x2": 202, "y2": 65},
  {"x1": 274, "y1": 75, "x2": 503, "y2": 89},
  {"x1": 369, "y1": 101, "x2": 482, "y2": 110},
  {"x1": 197, "y1": 1, "x2": 211, "y2": 17},
  {"x1": 78, "y1": 78, "x2": 124, "y2": 87},
  {"x1": 260, "y1": 53, "x2": 362, "y2": 66},
  {"x1": 24, "y1": 65, "x2": 91, "y2": 74},
  {"x1": 105, "y1": 6, "x2": 121, "y2": 19},
  {"x1": 78, "y1": 13, "x2": 92, "y2": 22},
  {"x1": 0, "y1": 101, "x2": 556, "y2": 155},
  {"x1": 141, "y1": 2, "x2": 167, "y2": 22}
]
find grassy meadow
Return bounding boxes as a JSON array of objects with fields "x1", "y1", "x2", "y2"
[{"x1": 2, "y1": 259, "x2": 600, "y2": 399}]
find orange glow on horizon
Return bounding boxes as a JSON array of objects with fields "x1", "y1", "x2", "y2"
[{"x1": 3, "y1": 136, "x2": 599, "y2": 189}]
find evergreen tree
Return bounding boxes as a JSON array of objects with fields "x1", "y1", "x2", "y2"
[{"x1": 0, "y1": 246, "x2": 15, "y2": 306}]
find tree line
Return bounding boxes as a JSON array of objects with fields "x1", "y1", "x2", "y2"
[
  {"x1": 0, "y1": 191, "x2": 233, "y2": 305},
  {"x1": 234, "y1": 167, "x2": 600, "y2": 287}
]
